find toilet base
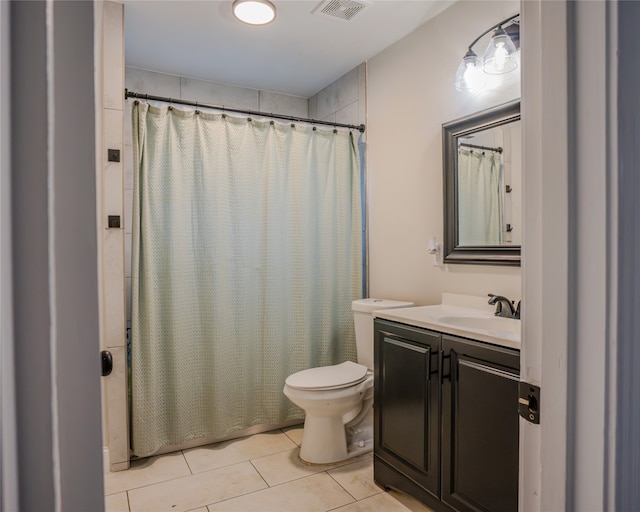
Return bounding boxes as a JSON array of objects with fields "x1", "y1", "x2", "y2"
[{"x1": 299, "y1": 409, "x2": 373, "y2": 465}]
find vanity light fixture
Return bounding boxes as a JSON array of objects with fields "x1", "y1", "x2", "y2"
[
  {"x1": 482, "y1": 26, "x2": 518, "y2": 74},
  {"x1": 455, "y1": 14, "x2": 519, "y2": 92},
  {"x1": 454, "y1": 49, "x2": 486, "y2": 92},
  {"x1": 232, "y1": 0, "x2": 276, "y2": 25}
]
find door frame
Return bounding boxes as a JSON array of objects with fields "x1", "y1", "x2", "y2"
[{"x1": 520, "y1": 1, "x2": 618, "y2": 510}]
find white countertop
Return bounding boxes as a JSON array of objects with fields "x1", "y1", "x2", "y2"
[{"x1": 373, "y1": 295, "x2": 521, "y2": 350}]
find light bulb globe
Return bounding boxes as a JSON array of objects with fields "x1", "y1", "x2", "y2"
[
  {"x1": 482, "y1": 27, "x2": 518, "y2": 75},
  {"x1": 455, "y1": 50, "x2": 486, "y2": 92}
]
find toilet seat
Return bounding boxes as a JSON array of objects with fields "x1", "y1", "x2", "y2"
[{"x1": 285, "y1": 361, "x2": 368, "y2": 391}]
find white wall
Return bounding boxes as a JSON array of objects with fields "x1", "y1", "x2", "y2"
[{"x1": 366, "y1": 0, "x2": 520, "y2": 306}]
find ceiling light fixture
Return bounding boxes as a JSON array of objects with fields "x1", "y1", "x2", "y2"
[
  {"x1": 455, "y1": 14, "x2": 519, "y2": 92},
  {"x1": 232, "y1": 0, "x2": 276, "y2": 25}
]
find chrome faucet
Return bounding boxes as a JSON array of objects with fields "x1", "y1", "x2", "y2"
[{"x1": 488, "y1": 294, "x2": 520, "y2": 319}]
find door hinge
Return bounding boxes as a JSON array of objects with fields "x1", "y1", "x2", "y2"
[{"x1": 518, "y1": 382, "x2": 540, "y2": 424}]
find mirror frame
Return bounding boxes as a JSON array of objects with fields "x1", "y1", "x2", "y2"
[{"x1": 442, "y1": 99, "x2": 521, "y2": 266}]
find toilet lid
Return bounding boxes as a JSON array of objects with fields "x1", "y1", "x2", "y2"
[{"x1": 285, "y1": 361, "x2": 368, "y2": 391}]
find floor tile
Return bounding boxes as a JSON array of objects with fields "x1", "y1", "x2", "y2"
[
  {"x1": 250, "y1": 447, "x2": 370, "y2": 487},
  {"x1": 327, "y1": 458, "x2": 382, "y2": 500},
  {"x1": 334, "y1": 491, "x2": 419, "y2": 511},
  {"x1": 207, "y1": 472, "x2": 354, "y2": 512},
  {"x1": 128, "y1": 461, "x2": 267, "y2": 512},
  {"x1": 387, "y1": 490, "x2": 437, "y2": 512},
  {"x1": 105, "y1": 491, "x2": 129, "y2": 512},
  {"x1": 282, "y1": 424, "x2": 304, "y2": 446},
  {"x1": 104, "y1": 451, "x2": 191, "y2": 495},
  {"x1": 183, "y1": 431, "x2": 296, "y2": 473}
]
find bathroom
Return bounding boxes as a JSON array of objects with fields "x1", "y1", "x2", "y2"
[{"x1": 3, "y1": 0, "x2": 634, "y2": 511}]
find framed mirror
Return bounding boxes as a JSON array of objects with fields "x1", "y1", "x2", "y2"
[{"x1": 442, "y1": 100, "x2": 521, "y2": 266}]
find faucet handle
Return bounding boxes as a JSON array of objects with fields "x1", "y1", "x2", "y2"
[{"x1": 487, "y1": 294, "x2": 516, "y2": 317}]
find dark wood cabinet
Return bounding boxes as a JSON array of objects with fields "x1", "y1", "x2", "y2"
[
  {"x1": 441, "y1": 335, "x2": 520, "y2": 512},
  {"x1": 374, "y1": 320, "x2": 441, "y2": 498},
  {"x1": 373, "y1": 319, "x2": 520, "y2": 512}
]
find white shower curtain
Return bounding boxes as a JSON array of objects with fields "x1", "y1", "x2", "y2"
[
  {"x1": 457, "y1": 148, "x2": 504, "y2": 246},
  {"x1": 130, "y1": 102, "x2": 362, "y2": 458}
]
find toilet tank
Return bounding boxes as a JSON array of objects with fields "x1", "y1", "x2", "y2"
[{"x1": 352, "y1": 298, "x2": 414, "y2": 370}]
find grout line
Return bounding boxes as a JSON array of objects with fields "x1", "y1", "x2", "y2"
[
  {"x1": 108, "y1": 451, "x2": 381, "y2": 511},
  {"x1": 175, "y1": 437, "x2": 301, "y2": 476},
  {"x1": 205, "y1": 471, "x2": 344, "y2": 510},
  {"x1": 249, "y1": 459, "x2": 270, "y2": 488},
  {"x1": 200, "y1": 470, "x2": 272, "y2": 509},
  {"x1": 281, "y1": 425, "x2": 303, "y2": 446},
  {"x1": 325, "y1": 470, "x2": 359, "y2": 503},
  {"x1": 181, "y1": 449, "x2": 195, "y2": 475}
]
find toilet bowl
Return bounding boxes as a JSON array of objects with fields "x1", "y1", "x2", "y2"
[{"x1": 283, "y1": 298, "x2": 414, "y2": 464}]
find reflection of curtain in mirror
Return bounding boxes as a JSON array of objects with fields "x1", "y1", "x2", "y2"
[{"x1": 457, "y1": 148, "x2": 504, "y2": 246}]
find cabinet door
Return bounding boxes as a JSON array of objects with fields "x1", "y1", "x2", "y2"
[
  {"x1": 441, "y1": 335, "x2": 520, "y2": 512},
  {"x1": 374, "y1": 320, "x2": 440, "y2": 497}
]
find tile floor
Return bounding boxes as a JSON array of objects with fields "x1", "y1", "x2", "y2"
[{"x1": 104, "y1": 425, "x2": 434, "y2": 512}]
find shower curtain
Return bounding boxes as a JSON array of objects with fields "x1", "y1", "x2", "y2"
[
  {"x1": 130, "y1": 102, "x2": 362, "y2": 458},
  {"x1": 457, "y1": 148, "x2": 504, "y2": 246}
]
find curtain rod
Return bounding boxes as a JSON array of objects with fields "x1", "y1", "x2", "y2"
[
  {"x1": 459, "y1": 142, "x2": 503, "y2": 154},
  {"x1": 125, "y1": 89, "x2": 366, "y2": 133}
]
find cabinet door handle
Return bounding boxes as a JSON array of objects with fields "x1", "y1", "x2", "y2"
[{"x1": 440, "y1": 351, "x2": 451, "y2": 383}]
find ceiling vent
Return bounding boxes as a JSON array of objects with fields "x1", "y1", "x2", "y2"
[{"x1": 312, "y1": 0, "x2": 370, "y2": 22}]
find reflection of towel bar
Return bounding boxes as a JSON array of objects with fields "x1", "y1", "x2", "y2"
[{"x1": 459, "y1": 142, "x2": 503, "y2": 153}]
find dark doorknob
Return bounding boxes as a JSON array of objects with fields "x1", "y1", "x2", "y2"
[{"x1": 101, "y1": 350, "x2": 113, "y2": 377}]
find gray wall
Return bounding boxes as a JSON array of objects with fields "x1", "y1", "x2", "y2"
[{"x1": 616, "y1": 1, "x2": 640, "y2": 508}]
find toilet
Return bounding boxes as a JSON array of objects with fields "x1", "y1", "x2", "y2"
[{"x1": 283, "y1": 298, "x2": 414, "y2": 464}]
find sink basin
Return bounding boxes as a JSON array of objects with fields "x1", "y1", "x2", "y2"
[{"x1": 438, "y1": 315, "x2": 520, "y2": 334}]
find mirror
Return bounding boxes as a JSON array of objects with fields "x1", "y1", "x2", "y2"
[{"x1": 442, "y1": 100, "x2": 521, "y2": 266}]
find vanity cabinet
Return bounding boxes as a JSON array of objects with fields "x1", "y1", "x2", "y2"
[
  {"x1": 373, "y1": 319, "x2": 520, "y2": 512},
  {"x1": 441, "y1": 335, "x2": 520, "y2": 512},
  {"x1": 374, "y1": 320, "x2": 441, "y2": 498}
]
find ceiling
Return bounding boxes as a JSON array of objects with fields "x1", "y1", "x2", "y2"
[{"x1": 124, "y1": 0, "x2": 455, "y2": 98}]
